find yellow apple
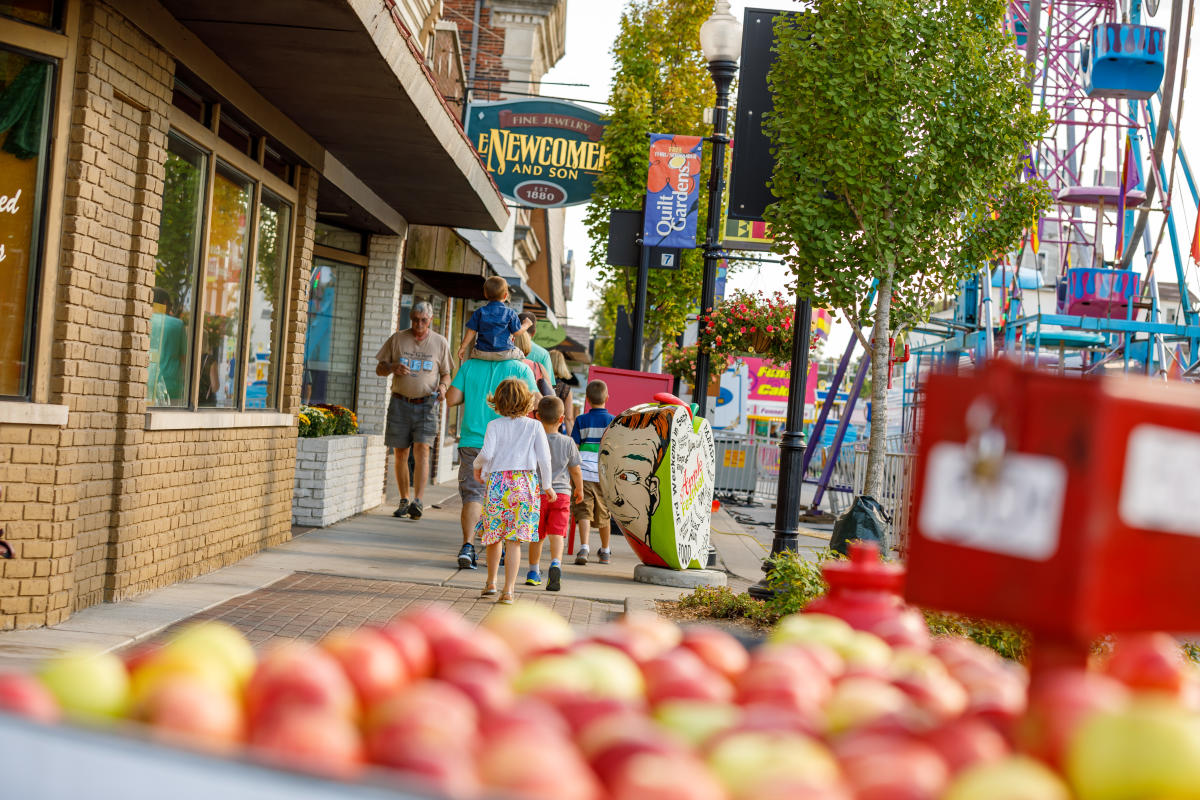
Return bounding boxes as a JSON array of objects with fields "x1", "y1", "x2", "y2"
[
  {"x1": 943, "y1": 756, "x2": 1071, "y2": 800},
  {"x1": 37, "y1": 649, "x2": 129, "y2": 721},
  {"x1": 164, "y1": 622, "x2": 256, "y2": 688}
]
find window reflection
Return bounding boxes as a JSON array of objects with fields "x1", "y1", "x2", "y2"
[
  {"x1": 302, "y1": 259, "x2": 362, "y2": 409},
  {"x1": 198, "y1": 162, "x2": 252, "y2": 408},
  {"x1": 149, "y1": 133, "x2": 206, "y2": 407},
  {"x1": 246, "y1": 191, "x2": 290, "y2": 409}
]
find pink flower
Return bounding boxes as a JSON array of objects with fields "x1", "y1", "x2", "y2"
[
  {"x1": 766, "y1": 325, "x2": 774, "y2": 332},
  {"x1": 739, "y1": 327, "x2": 746, "y2": 333},
  {"x1": 750, "y1": 327, "x2": 757, "y2": 333}
]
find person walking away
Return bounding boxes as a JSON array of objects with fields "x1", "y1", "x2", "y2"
[
  {"x1": 571, "y1": 379, "x2": 615, "y2": 565},
  {"x1": 518, "y1": 312, "x2": 556, "y2": 388},
  {"x1": 375, "y1": 301, "x2": 452, "y2": 521},
  {"x1": 472, "y1": 379, "x2": 554, "y2": 604},
  {"x1": 447, "y1": 358, "x2": 538, "y2": 569},
  {"x1": 513, "y1": 331, "x2": 553, "y2": 397},
  {"x1": 550, "y1": 349, "x2": 577, "y2": 435},
  {"x1": 456, "y1": 276, "x2": 531, "y2": 363},
  {"x1": 527, "y1": 396, "x2": 583, "y2": 591}
]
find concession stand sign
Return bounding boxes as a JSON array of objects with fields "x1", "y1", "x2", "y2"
[{"x1": 467, "y1": 99, "x2": 608, "y2": 208}]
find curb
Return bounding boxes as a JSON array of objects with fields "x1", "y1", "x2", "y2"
[{"x1": 623, "y1": 596, "x2": 659, "y2": 616}]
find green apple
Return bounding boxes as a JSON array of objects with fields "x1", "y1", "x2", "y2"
[
  {"x1": 943, "y1": 756, "x2": 1071, "y2": 800},
  {"x1": 823, "y1": 676, "x2": 911, "y2": 734},
  {"x1": 482, "y1": 601, "x2": 573, "y2": 661},
  {"x1": 769, "y1": 613, "x2": 855, "y2": 651},
  {"x1": 653, "y1": 699, "x2": 740, "y2": 747},
  {"x1": 836, "y1": 631, "x2": 893, "y2": 670},
  {"x1": 707, "y1": 730, "x2": 842, "y2": 799},
  {"x1": 512, "y1": 654, "x2": 594, "y2": 696},
  {"x1": 571, "y1": 643, "x2": 645, "y2": 701},
  {"x1": 38, "y1": 649, "x2": 129, "y2": 721},
  {"x1": 1066, "y1": 697, "x2": 1200, "y2": 800},
  {"x1": 164, "y1": 621, "x2": 256, "y2": 688}
]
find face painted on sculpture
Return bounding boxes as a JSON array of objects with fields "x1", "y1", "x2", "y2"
[{"x1": 600, "y1": 429, "x2": 664, "y2": 545}]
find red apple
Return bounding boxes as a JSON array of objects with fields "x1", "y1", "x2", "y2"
[
  {"x1": 823, "y1": 676, "x2": 913, "y2": 734},
  {"x1": 374, "y1": 742, "x2": 481, "y2": 799},
  {"x1": 1018, "y1": 667, "x2": 1129, "y2": 768},
  {"x1": 245, "y1": 643, "x2": 358, "y2": 725},
  {"x1": 440, "y1": 661, "x2": 514, "y2": 713},
  {"x1": 140, "y1": 675, "x2": 243, "y2": 748},
  {"x1": 680, "y1": 628, "x2": 750, "y2": 680},
  {"x1": 1104, "y1": 632, "x2": 1191, "y2": 696},
  {"x1": 478, "y1": 733, "x2": 601, "y2": 800},
  {"x1": 365, "y1": 680, "x2": 478, "y2": 754},
  {"x1": 250, "y1": 706, "x2": 363, "y2": 779},
  {"x1": 378, "y1": 620, "x2": 434, "y2": 680},
  {"x1": 706, "y1": 729, "x2": 843, "y2": 800},
  {"x1": 590, "y1": 732, "x2": 688, "y2": 781},
  {"x1": 395, "y1": 605, "x2": 474, "y2": 647},
  {"x1": 431, "y1": 627, "x2": 518, "y2": 679},
  {"x1": 480, "y1": 601, "x2": 574, "y2": 661},
  {"x1": 0, "y1": 672, "x2": 59, "y2": 723},
  {"x1": 576, "y1": 710, "x2": 668, "y2": 759},
  {"x1": 606, "y1": 750, "x2": 729, "y2": 800},
  {"x1": 547, "y1": 694, "x2": 637, "y2": 736},
  {"x1": 736, "y1": 658, "x2": 832, "y2": 717},
  {"x1": 836, "y1": 733, "x2": 949, "y2": 800},
  {"x1": 121, "y1": 643, "x2": 163, "y2": 673},
  {"x1": 923, "y1": 717, "x2": 1010, "y2": 774},
  {"x1": 643, "y1": 648, "x2": 733, "y2": 706},
  {"x1": 479, "y1": 698, "x2": 569, "y2": 740},
  {"x1": 321, "y1": 627, "x2": 408, "y2": 705}
]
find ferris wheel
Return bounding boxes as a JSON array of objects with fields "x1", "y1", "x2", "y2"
[{"x1": 909, "y1": 0, "x2": 1200, "y2": 388}]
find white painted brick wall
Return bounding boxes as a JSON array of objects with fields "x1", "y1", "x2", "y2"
[
  {"x1": 292, "y1": 435, "x2": 387, "y2": 527},
  {"x1": 357, "y1": 235, "x2": 407, "y2": 438}
]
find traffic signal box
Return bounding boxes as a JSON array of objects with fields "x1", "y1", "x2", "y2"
[{"x1": 905, "y1": 359, "x2": 1200, "y2": 658}]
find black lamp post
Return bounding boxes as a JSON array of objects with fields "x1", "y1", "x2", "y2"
[{"x1": 694, "y1": 1, "x2": 741, "y2": 419}]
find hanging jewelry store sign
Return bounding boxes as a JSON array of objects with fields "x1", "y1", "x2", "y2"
[{"x1": 467, "y1": 99, "x2": 608, "y2": 208}]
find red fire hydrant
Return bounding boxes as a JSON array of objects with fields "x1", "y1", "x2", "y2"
[{"x1": 805, "y1": 541, "x2": 931, "y2": 650}]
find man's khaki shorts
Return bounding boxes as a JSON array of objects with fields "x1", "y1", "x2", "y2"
[{"x1": 571, "y1": 480, "x2": 609, "y2": 526}]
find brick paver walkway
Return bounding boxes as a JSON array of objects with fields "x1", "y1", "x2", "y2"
[{"x1": 145, "y1": 572, "x2": 623, "y2": 649}]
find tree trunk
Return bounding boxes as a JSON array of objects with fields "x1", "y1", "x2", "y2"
[{"x1": 863, "y1": 263, "x2": 895, "y2": 499}]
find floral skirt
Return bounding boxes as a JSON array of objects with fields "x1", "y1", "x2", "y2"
[{"x1": 475, "y1": 470, "x2": 542, "y2": 545}]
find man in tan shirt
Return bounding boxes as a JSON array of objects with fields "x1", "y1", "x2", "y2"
[{"x1": 375, "y1": 301, "x2": 453, "y2": 520}]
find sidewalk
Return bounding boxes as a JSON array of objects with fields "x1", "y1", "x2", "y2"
[
  {"x1": 710, "y1": 487, "x2": 836, "y2": 589},
  {"x1": 0, "y1": 481, "x2": 716, "y2": 670}
]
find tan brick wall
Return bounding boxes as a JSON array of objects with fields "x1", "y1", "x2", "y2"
[
  {"x1": 0, "y1": 424, "x2": 70, "y2": 630},
  {"x1": 0, "y1": 0, "x2": 317, "y2": 629}
]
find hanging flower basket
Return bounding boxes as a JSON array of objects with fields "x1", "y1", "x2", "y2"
[
  {"x1": 697, "y1": 290, "x2": 797, "y2": 366},
  {"x1": 661, "y1": 342, "x2": 731, "y2": 385}
]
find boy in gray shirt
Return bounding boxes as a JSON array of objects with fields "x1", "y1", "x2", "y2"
[{"x1": 529, "y1": 396, "x2": 583, "y2": 591}]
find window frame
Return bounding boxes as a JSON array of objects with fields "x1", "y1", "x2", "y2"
[
  {"x1": 162, "y1": 104, "x2": 298, "y2": 413},
  {"x1": 306, "y1": 247, "x2": 368, "y2": 412},
  {"x1": 0, "y1": 41, "x2": 58, "y2": 401}
]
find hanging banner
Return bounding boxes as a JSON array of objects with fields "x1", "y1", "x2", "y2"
[
  {"x1": 467, "y1": 99, "x2": 608, "y2": 208},
  {"x1": 643, "y1": 133, "x2": 703, "y2": 249}
]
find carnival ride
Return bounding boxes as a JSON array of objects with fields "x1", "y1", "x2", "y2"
[{"x1": 791, "y1": 0, "x2": 1200, "y2": 514}]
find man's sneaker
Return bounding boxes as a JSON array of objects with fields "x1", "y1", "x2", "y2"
[
  {"x1": 457, "y1": 542, "x2": 477, "y2": 570},
  {"x1": 525, "y1": 570, "x2": 542, "y2": 586},
  {"x1": 546, "y1": 564, "x2": 562, "y2": 592},
  {"x1": 408, "y1": 498, "x2": 424, "y2": 521},
  {"x1": 575, "y1": 546, "x2": 589, "y2": 565},
  {"x1": 392, "y1": 498, "x2": 410, "y2": 518},
  {"x1": 598, "y1": 548, "x2": 611, "y2": 565}
]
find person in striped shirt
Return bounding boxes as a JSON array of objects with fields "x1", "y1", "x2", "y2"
[{"x1": 570, "y1": 380, "x2": 615, "y2": 564}]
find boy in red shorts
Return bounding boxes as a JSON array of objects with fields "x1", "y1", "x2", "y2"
[{"x1": 529, "y1": 396, "x2": 583, "y2": 591}]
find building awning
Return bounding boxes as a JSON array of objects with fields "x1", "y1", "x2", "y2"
[
  {"x1": 155, "y1": 0, "x2": 507, "y2": 231},
  {"x1": 454, "y1": 228, "x2": 546, "y2": 310},
  {"x1": 405, "y1": 268, "x2": 486, "y2": 300}
]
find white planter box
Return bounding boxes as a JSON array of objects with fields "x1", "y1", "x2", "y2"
[{"x1": 292, "y1": 435, "x2": 386, "y2": 527}]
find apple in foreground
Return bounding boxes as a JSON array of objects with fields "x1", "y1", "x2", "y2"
[
  {"x1": 163, "y1": 621, "x2": 256, "y2": 689},
  {"x1": 37, "y1": 649, "x2": 129, "y2": 721},
  {"x1": 606, "y1": 750, "x2": 727, "y2": 800},
  {"x1": 1103, "y1": 632, "x2": 1192, "y2": 696},
  {"x1": 245, "y1": 642, "x2": 358, "y2": 724},
  {"x1": 0, "y1": 672, "x2": 60, "y2": 723},
  {"x1": 481, "y1": 601, "x2": 574, "y2": 661},
  {"x1": 378, "y1": 621, "x2": 434, "y2": 680},
  {"x1": 942, "y1": 756, "x2": 1071, "y2": 800},
  {"x1": 680, "y1": 627, "x2": 750, "y2": 680},
  {"x1": 320, "y1": 627, "x2": 408, "y2": 704},
  {"x1": 250, "y1": 706, "x2": 363, "y2": 779},
  {"x1": 139, "y1": 675, "x2": 243, "y2": 748},
  {"x1": 706, "y1": 729, "x2": 843, "y2": 800}
]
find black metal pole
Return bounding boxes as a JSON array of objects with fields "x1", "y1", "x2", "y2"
[
  {"x1": 631, "y1": 236, "x2": 650, "y2": 371},
  {"x1": 748, "y1": 295, "x2": 813, "y2": 600},
  {"x1": 694, "y1": 60, "x2": 736, "y2": 418}
]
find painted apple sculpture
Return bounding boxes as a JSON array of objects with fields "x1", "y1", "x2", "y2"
[{"x1": 6, "y1": 612, "x2": 1200, "y2": 799}]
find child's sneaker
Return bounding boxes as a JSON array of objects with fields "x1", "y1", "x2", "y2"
[
  {"x1": 598, "y1": 548, "x2": 611, "y2": 565},
  {"x1": 575, "y1": 545, "x2": 589, "y2": 565},
  {"x1": 547, "y1": 562, "x2": 562, "y2": 592},
  {"x1": 525, "y1": 570, "x2": 542, "y2": 586},
  {"x1": 457, "y1": 542, "x2": 477, "y2": 569}
]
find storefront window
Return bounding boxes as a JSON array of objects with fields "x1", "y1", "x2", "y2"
[
  {"x1": 198, "y1": 162, "x2": 252, "y2": 408},
  {"x1": 0, "y1": 1, "x2": 58, "y2": 29},
  {"x1": 0, "y1": 47, "x2": 52, "y2": 398},
  {"x1": 245, "y1": 190, "x2": 290, "y2": 409},
  {"x1": 149, "y1": 133, "x2": 206, "y2": 407},
  {"x1": 302, "y1": 258, "x2": 362, "y2": 408}
]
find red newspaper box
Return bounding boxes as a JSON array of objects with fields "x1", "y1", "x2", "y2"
[{"x1": 905, "y1": 359, "x2": 1200, "y2": 656}]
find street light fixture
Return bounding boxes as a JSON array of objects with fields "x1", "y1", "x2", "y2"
[{"x1": 694, "y1": 0, "x2": 741, "y2": 419}]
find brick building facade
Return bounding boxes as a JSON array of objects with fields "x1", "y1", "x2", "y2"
[{"x1": 0, "y1": 0, "x2": 506, "y2": 628}]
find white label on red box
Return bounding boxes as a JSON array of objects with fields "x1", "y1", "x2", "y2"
[
  {"x1": 1120, "y1": 424, "x2": 1200, "y2": 536},
  {"x1": 919, "y1": 442, "x2": 1067, "y2": 560}
]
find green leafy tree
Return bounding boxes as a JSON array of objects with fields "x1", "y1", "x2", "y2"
[
  {"x1": 585, "y1": 0, "x2": 718, "y2": 366},
  {"x1": 764, "y1": 0, "x2": 1050, "y2": 496}
]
